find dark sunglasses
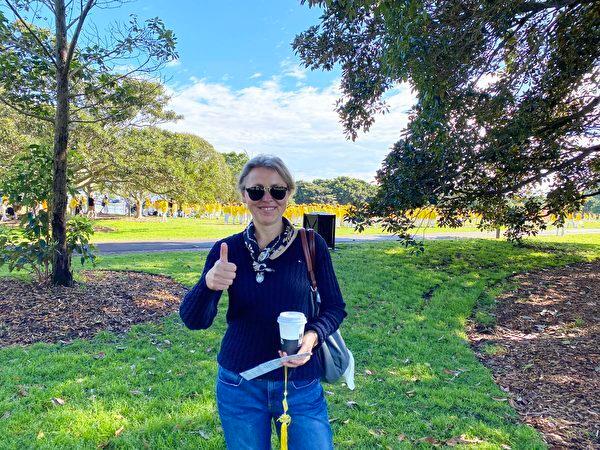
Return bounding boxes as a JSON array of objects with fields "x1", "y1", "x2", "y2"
[{"x1": 245, "y1": 185, "x2": 289, "y2": 201}]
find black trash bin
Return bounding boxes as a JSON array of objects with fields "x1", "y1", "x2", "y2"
[{"x1": 303, "y1": 212, "x2": 336, "y2": 249}]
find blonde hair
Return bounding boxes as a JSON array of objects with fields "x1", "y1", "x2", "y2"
[{"x1": 237, "y1": 154, "x2": 296, "y2": 195}]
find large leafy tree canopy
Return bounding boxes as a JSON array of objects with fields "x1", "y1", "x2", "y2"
[
  {"x1": 66, "y1": 81, "x2": 180, "y2": 190},
  {"x1": 583, "y1": 194, "x2": 600, "y2": 214},
  {"x1": 295, "y1": 176, "x2": 376, "y2": 205},
  {"x1": 0, "y1": 106, "x2": 235, "y2": 206},
  {"x1": 0, "y1": 104, "x2": 52, "y2": 179},
  {"x1": 294, "y1": 0, "x2": 599, "y2": 241},
  {"x1": 0, "y1": 6, "x2": 177, "y2": 125},
  {"x1": 111, "y1": 128, "x2": 236, "y2": 206},
  {"x1": 223, "y1": 151, "x2": 249, "y2": 181}
]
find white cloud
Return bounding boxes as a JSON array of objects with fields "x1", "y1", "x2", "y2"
[
  {"x1": 280, "y1": 58, "x2": 307, "y2": 80},
  {"x1": 162, "y1": 78, "x2": 415, "y2": 181},
  {"x1": 166, "y1": 59, "x2": 181, "y2": 68},
  {"x1": 250, "y1": 72, "x2": 262, "y2": 79}
]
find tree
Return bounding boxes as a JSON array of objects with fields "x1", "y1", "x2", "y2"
[
  {"x1": 295, "y1": 180, "x2": 337, "y2": 204},
  {"x1": 327, "y1": 176, "x2": 376, "y2": 205},
  {"x1": 294, "y1": 0, "x2": 600, "y2": 241},
  {"x1": 0, "y1": 1, "x2": 177, "y2": 284},
  {"x1": 68, "y1": 80, "x2": 179, "y2": 193},
  {"x1": 295, "y1": 177, "x2": 376, "y2": 205},
  {"x1": 0, "y1": 104, "x2": 52, "y2": 179},
  {"x1": 583, "y1": 194, "x2": 600, "y2": 214},
  {"x1": 223, "y1": 151, "x2": 249, "y2": 181},
  {"x1": 108, "y1": 128, "x2": 235, "y2": 217}
]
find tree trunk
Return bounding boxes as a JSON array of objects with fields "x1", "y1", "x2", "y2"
[
  {"x1": 135, "y1": 198, "x2": 142, "y2": 219},
  {"x1": 51, "y1": 0, "x2": 73, "y2": 286}
]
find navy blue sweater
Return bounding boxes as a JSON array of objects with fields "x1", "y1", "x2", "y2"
[{"x1": 179, "y1": 230, "x2": 347, "y2": 380}]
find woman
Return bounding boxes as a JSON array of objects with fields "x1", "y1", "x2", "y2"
[
  {"x1": 180, "y1": 155, "x2": 347, "y2": 449},
  {"x1": 87, "y1": 194, "x2": 96, "y2": 219},
  {"x1": 101, "y1": 195, "x2": 109, "y2": 215}
]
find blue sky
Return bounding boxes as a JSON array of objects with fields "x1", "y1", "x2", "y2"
[
  {"x1": 97, "y1": 0, "x2": 337, "y2": 91},
  {"x1": 27, "y1": 0, "x2": 415, "y2": 181}
]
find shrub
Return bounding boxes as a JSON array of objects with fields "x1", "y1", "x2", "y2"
[
  {"x1": 0, "y1": 144, "x2": 95, "y2": 283},
  {"x1": 0, "y1": 213, "x2": 95, "y2": 284}
]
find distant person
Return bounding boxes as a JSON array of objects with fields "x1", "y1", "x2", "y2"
[
  {"x1": 87, "y1": 195, "x2": 96, "y2": 219},
  {"x1": 69, "y1": 196, "x2": 78, "y2": 216},
  {"x1": 75, "y1": 197, "x2": 83, "y2": 216},
  {"x1": 101, "y1": 195, "x2": 109, "y2": 214},
  {"x1": 4, "y1": 205, "x2": 17, "y2": 221},
  {"x1": 180, "y1": 155, "x2": 346, "y2": 449}
]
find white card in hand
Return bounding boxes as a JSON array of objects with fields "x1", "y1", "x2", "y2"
[{"x1": 240, "y1": 352, "x2": 312, "y2": 380}]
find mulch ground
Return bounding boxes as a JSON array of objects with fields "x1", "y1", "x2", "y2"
[
  {"x1": 469, "y1": 261, "x2": 600, "y2": 449},
  {"x1": 0, "y1": 270, "x2": 186, "y2": 347}
]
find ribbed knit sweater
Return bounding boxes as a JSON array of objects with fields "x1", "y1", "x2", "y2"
[{"x1": 179, "y1": 230, "x2": 347, "y2": 381}]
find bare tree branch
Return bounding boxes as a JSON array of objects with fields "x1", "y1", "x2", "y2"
[{"x1": 65, "y1": 0, "x2": 95, "y2": 68}]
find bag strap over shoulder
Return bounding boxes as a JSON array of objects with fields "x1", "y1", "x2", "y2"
[
  {"x1": 299, "y1": 228, "x2": 317, "y2": 290},
  {"x1": 308, "y1": 228, "x2": 316, "y2": 264}
]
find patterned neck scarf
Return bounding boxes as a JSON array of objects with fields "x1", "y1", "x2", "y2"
[{"x1": 243, "y1": 217, "x2": 297, "y2": 283}]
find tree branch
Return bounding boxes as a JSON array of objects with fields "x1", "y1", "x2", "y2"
[
  {"x1": 500, "y1": 144, "x2": 600, "y2": 195},
  {"x1": 65, "y1": 0, "x2": 95, "y2": 68},
  {"x1": 470, "y1": 11, "x2": 535, "y2": 90},
  {"x1": 65, "y1": 14, "x2": 80, "y2": 31},
  {"x1": 0, "y1": 97, "x2": 54, "y2": 122},
  {"x1": 4, "y1": 0, "x2": 58, "y2": 67},
  {"x1": 581, "y1": 189, "x2": 600, "y2": 199},
  {"x1": 516, "y1": 0, "x2": 590, "y2": 13},
  {"x1": 537, "y1": 96, "x2": 600, "y2": 135},
  {"x1": 69, "y1": 56, "x2": 153, "y2": 102}
]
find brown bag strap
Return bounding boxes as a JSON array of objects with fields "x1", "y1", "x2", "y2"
[
  {"x1": 299, "y1": 228, "x2": 317, "y2": 290},
  {"x1": 308, "y1": 229, "x2": 316, "y2": 264}
]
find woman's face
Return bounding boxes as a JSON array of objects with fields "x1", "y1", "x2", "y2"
[{"x1": 242, "y1": 167, "x2": 290, "y2": 228}]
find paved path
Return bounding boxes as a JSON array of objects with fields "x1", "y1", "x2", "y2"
[{"x1": 96, "y1": 228, "x2": 600, "y2": 254}]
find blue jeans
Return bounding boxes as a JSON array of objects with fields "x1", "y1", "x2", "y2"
[{"x1": 216, "y1": 365, "x2": 334, "y2": 449}]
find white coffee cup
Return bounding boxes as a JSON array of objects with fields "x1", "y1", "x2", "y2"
[{"x1": 277, "y1": 311, "x2": 307, "y2": 355}]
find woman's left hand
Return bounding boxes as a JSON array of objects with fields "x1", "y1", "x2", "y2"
[{"x1": 279, "y1": 330, "x2": 318, "y2": 368}]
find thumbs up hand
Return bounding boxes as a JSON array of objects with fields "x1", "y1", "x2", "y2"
[{"x1": 206, "y1": 242, "x2": 237, "y2": 291}]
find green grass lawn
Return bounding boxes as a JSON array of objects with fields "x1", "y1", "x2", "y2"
[
  {"x1": 0, "y1": 234, "x2": 599, "y2": 448},
  {"x1": 89, "y1": 217, "x2": 391, "y2": 242},
  {"x1": 88, "y1": 217, "x2": 600, "y2": 243}
]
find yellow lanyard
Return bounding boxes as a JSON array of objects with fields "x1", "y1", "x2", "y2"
[{"x1": 277, "y1": 366, "x2": 291, "y2": 450}]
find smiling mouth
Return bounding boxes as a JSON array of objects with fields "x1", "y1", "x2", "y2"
[{"x1": 259, "y1": 206, "x2": 276, "y2": 211}]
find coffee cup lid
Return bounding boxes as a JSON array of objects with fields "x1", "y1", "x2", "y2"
[{"x1": 277, "y1": 311, "x2": 307, "y2": 325}]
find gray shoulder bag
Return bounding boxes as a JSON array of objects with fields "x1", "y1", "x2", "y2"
[{"x1": 299, "y1": 228, "x2": 355, "y2": 389}]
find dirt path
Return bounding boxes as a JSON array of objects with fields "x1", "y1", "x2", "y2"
[
  {"x1": 94, "y1": 229, "x2": 600, "y2": 254},
  {"x1": 469, "y1": 261, "x2": 600, "y2": 449}
]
